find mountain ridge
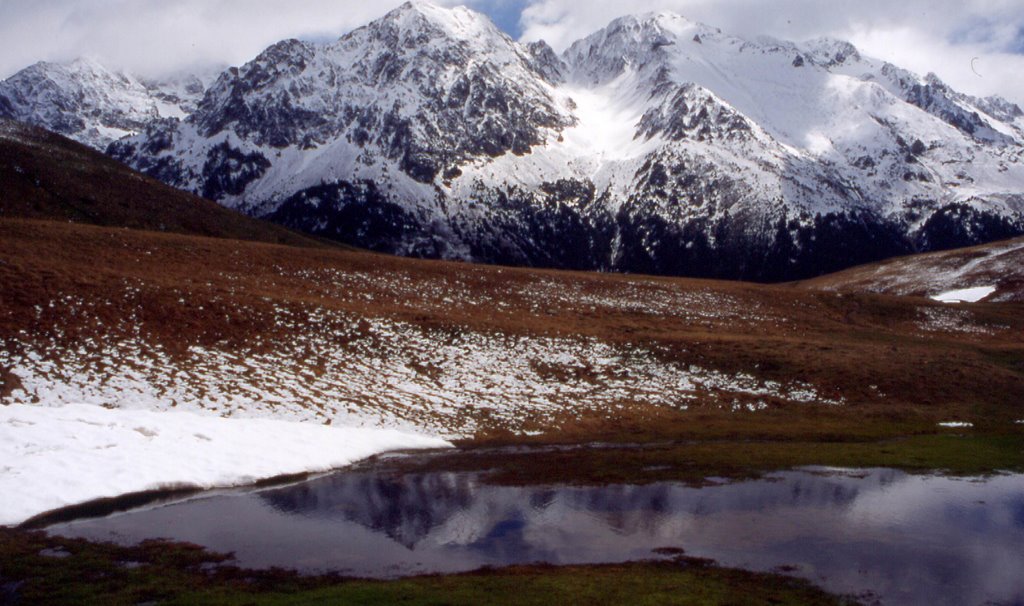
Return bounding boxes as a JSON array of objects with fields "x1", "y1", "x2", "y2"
[
  {"x1": 4, "y1": 1, "x2": 1024, "y2": 280},
  {"x1": 0, "y1": 118, "x2": 326, "y2": 247},
  {"x1": 0, "y1": 58, "x2": 214, "y2": 150}
]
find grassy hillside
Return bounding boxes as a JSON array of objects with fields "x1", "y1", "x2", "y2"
[
  {"x1": 0, "y1": 119, "x2": 325, "y2": 248},
  {"x1": 796, "y1": 236, "x2": 1024, "y2": 302},
  {"x1": 2, "y1": 217, "x2": 1021, "y2": 443},
  {"x1": 1, "y1": 116, "x2": 1021, "y2": 443}
]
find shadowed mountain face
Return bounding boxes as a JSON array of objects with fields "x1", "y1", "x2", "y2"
[{"x1": 6, "y1": 2, "x2": 1024, "y2": 280}]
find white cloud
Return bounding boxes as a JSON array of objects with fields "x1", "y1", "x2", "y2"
[
  {"x1": 0, "y1": 0, "x2": 432, "y2": 78},
  {"x1": 519, "y1": 0, "x2": 1024, "y2": 104},
  {"x1": 2, "y1": 0, "x2": 1023, "y2": 104},
  {"x1": 844, "y1": 25, "x2": 1024, "y2": 102}
]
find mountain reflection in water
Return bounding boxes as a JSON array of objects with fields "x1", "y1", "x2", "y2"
[{"x1": 49, "y1": 467, "x2": 1024, "y2": 606}]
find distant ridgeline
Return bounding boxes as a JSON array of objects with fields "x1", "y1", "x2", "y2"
[{"x1": 3, "y1": 1, "x2": 1023, "y2": 280}]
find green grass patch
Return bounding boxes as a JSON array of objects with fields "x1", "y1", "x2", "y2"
[
  {"x1": 176, "y1": 561, "x2": 845, "y2": 606},
  {"x1": 400, "y1": 434, "x2": 1024, "y2": 487},
  {"x1": 0, "y1": 529, "x2": 845, "y2": 606}
]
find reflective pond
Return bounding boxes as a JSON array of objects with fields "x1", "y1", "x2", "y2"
[{"x1": 48, "y1": 465, "x2": 1024, "y2": 605}]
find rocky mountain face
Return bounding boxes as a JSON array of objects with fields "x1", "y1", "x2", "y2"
[
  {"x1": 0, "y1": 58, "x2": 208, "y2": 150},
  {"x1": 10, "y1": 1, "x2": 1024, "y2": 280}
]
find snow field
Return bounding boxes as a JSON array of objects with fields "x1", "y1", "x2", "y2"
[
  {"x1": 930, "y1": 286, "x2": 997, "y2": 304},
  {"x1": 0, "y1": 403, "x2": 450, "y2": 526}
]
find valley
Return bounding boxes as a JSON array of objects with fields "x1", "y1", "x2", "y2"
[{"x1": 2, "y1": 2, "x2": 1024, "y2": 604}]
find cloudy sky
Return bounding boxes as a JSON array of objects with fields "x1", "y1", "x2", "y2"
[{"x1": 2, "y1": 0, "x2": 1023, "y2": 103}]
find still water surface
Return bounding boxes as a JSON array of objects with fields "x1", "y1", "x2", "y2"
[{"x1": 48, "y1": 465, "x2": 1024, "y2": 605}]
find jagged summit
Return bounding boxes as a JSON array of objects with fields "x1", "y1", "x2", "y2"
[
  {"x1": 798, "y1": 37, "x2": 861, "y2": 67},
  {"x1": 110, "y1": 1, "x2": 572, "y2": 221},
  {"x1": 330, "y1": 0, "x2": 537, "y2": 75},
  {"x1": 562, "y1": 11, "x2": 711, "y2": 85},
  {"x1": 598, "y1": 10, "x2": 708, "y2": 34},
  {"x1": 0, "y1": 58, "x2": 207, "y2": 149},
  {"x1": 4, "y1": 3, "x2": 1024, "y2": 280},
  {"x1": 378, "y1": 0, "x2": 505, "y2": 42}
]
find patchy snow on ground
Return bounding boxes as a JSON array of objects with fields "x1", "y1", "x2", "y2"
[
  {"x1": 813, "y1": 239, "x2": 1024, "y2": 302},
  {"x1": 0, "y1": 276, "x2": 845, "y2": 438},
  {"x1": 915, "y1": 306, "x2": 1003, "y2": 336},
  {"x1": 937, "y1": 421, "x2": 974, "y2": 428},
  {"x1": 0, "y1": 403, "x2": 450, "y2": 527},
  {"x1": 930, "y1": 286, "x2": 997, "y2": 304},
  {"x1": 1, "y1": 310, "x2": 843, "y2": 438}
]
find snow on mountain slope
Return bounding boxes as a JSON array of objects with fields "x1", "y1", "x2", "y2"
[
  {"x1": 562, "y1": 13, "x2": 1024, "y2": 214},
  {"x1": 0, "y1": 58, "x2": 209, "y2": 150},
  {"x1": 118, "y1": 3, "x2": 569, "y2": 206},
  {"x1": 84, "y1": 3, "x2": 1024, "y2": 278}
]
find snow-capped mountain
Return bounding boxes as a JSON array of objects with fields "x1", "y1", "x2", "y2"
[
  {"x1": 26, "y1": 2, "x2": 1024, "y2": 279},
  {"x1": 0, "y1": 58, "x2": 209, "y2": 149}
]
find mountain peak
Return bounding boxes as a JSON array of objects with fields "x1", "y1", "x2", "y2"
[
  {"x1": 799, "y1": 37, "x2": 861, "y2": 66},
  {"x1": 647, "y1": 11, "x2": 696, "y2": 28},
  {"x1": 67, "y1": 56, "x2": 112, "y2": 74},
  {"x1": 0, "y1": 56, "x2": 205, "y2": 149},
  {"x1": 601, "y1": 10, "x2": 709, "y2": 38},
  {"x1": 563, "y1": 11, "x2": 706, "y2": 85},
  {"x1": 379, "y1": 1, "x2": 501, "y2": 41}
]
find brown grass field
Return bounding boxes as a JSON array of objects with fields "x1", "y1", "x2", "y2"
[
  {"x1": 2, "y1": 216, "x2": 1022, "y2": 444},
  {"x1": 797, "y1": 235, "x2": 1024, "y2": 301}
]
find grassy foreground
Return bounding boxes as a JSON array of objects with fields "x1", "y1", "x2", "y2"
[{"x1": 0, "y1": 529, "x2": 846, "y2": 606}]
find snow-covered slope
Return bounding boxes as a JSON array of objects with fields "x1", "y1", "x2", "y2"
[
  {"x1": 34, "y1": 2, "x2": 1024, "y2": 279},
  {"x1": 0, "y1": 404, "x2": 449, "y2": 526},
  {"x1": 0, "y1": 58, "x2": 208, "y2": 149}
]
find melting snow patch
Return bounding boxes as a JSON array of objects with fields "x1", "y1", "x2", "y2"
[
  {"x1": 937, "y1": 421, "x2": 973, "y2": 428},
  {"x1": 930, "y1": 286, "x2": 997, "y2": 303},
  {"x1": 0, "y1": 404, "x2": 450, "y2": 527},
  {"x1": 1, "y1": 286, "x2": 842, "y2": 438}
]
